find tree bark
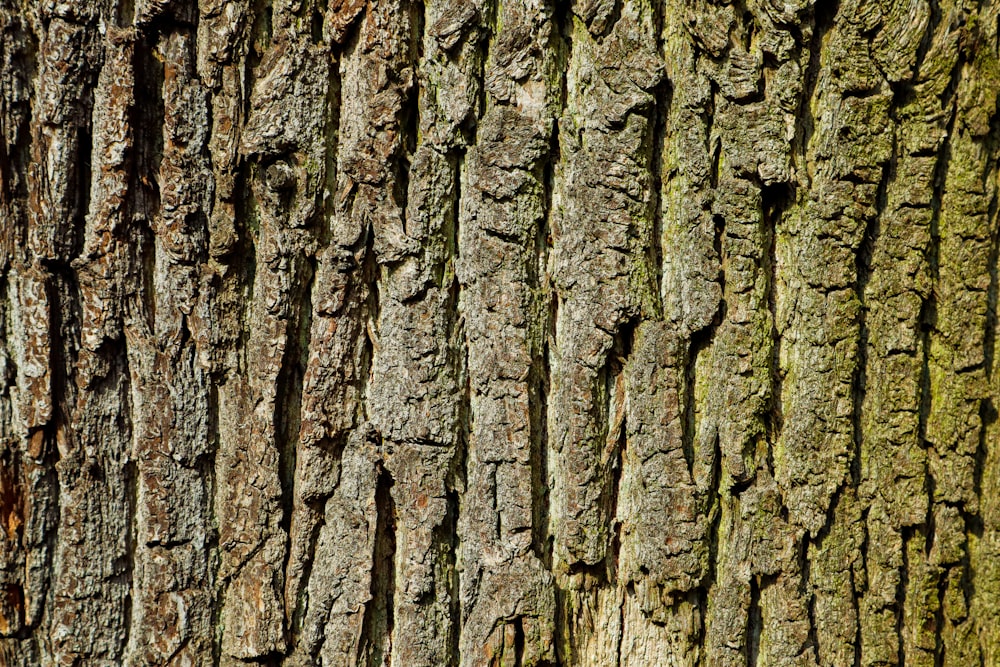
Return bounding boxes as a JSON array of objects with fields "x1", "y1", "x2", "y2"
[{"x1": 2, "y1": 0, "x2": 1000, "y2": 664}]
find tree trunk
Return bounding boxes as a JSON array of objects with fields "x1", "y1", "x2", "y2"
[{"x1": 2, "y1": 0, "x2": 1000, "y2": 664}]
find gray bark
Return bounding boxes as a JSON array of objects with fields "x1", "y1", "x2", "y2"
[{"x1": 2, "y1": 0, "x2": 1000, "y2": 665}]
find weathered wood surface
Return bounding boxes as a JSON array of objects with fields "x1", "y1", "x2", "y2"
[{"x1": 2, "y1": 0, "x2": 1000, "y2": 664}]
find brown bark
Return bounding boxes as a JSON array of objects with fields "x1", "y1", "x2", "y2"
[{"x1": 2, "y1": 0, "x2": 1000, "y2": 665}]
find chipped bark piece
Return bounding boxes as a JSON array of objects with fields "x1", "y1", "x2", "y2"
[
  {"x1": 9, "y1": 267, "x2": 52, "y2": 434},
  {"x1": 326, "y1": 0, "x2": 367, "y2": 44},
  {"x1": 428, "y1": 2, "x2": 478, "y2": 51}
]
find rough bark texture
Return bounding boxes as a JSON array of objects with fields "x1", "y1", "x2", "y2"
[{"x1": 2, "y1": 0, "x2": 1000, "y2": 664}]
